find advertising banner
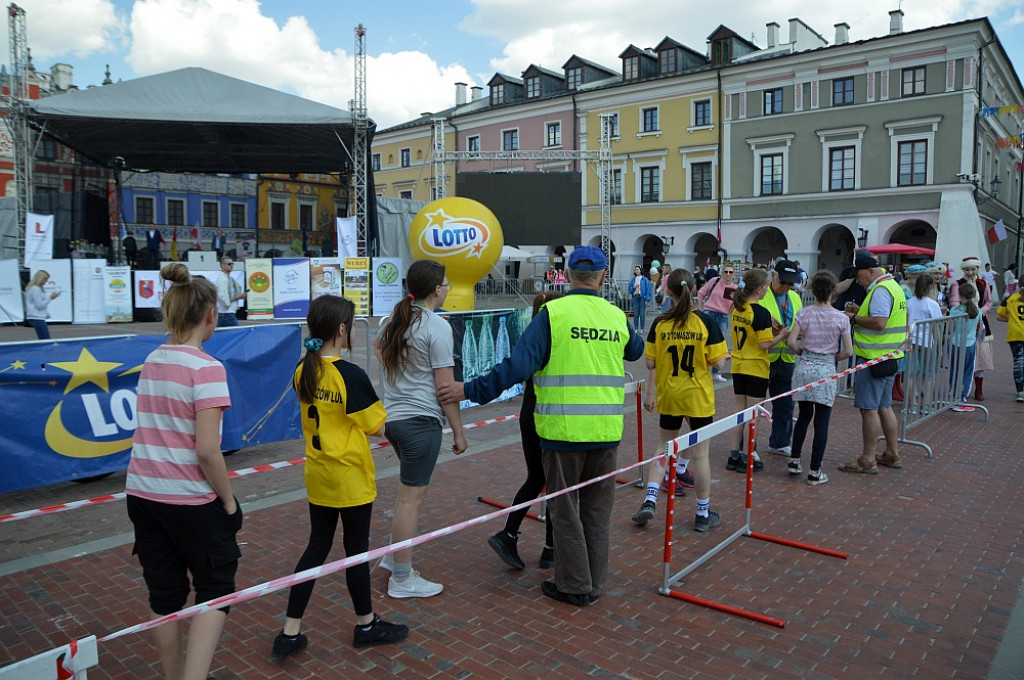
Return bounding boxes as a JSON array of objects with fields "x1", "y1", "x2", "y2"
[
  {"x1": 371, "y1": 257, "x2": 402, "y2": 317},
  {"x1": 72, "y1": 258, "x2": 107, "y2": 324},
  {"x1": 0, "y1": 258, "x2": 24, "y2": 323},
  {"x1": 447, "y1": 306, "x2": 533, "y2": 408},
  {"x1": 337, "y1": 216, "x2": 358, "y2": 259},
  {"x1": 0, "y1": 324, "x2": 303, "y2": 493},
  {"x1": 310, "y1": 257, "x2": 343, "y2": 300},
  {"x1": 343, "y1": 257, "x2": 370, "y2": 316},
  {"x1": 235, "y1": 231, "x2": 256, "y2": 260},
  {"x1": 133, "y1": 270, "x2": 164, "y2": 309},
  {"x1": 245, "y1": 258, "x2": 274, "y2": 319},
  {"x1": 30, "y1": 259, "x2": 72, "y2": 323},
  {"x1": 103, "y1": 266, "x2": 133, "y2": 323},
  {"x1": 273, "y1": 257, "x2": 311, "y2": 319},
  {"x1": 24, "y1": 212, "x2": 55, "y2": 269}
]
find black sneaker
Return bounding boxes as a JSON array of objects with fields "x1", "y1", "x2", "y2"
[
  {"x1": 726, "y1": 454, "x2": 743, "y2": 470},
  {"x1": 693, "y1": 511, "x2": 721, "y2": 533},
  {"x1": 487, "y1": 530, "x2": 525, "y2": 570},
  {"x1": 271, "y1": 631, "x2": 308, "y2": 659},
  {"x1": 787, "y1": 459, "x2": 802, "y2": 475},
  {"x1": 353, "y1": 615, "x2": 409, "y2": 648},
  {"x1": 541, "y1": 580, "x2": 590, "y2": 607},
  {"x1": 631, "y1": 500, "x2": 656, "y2": 526},
  {"x1": 539, "y1": 546, "x2": 554, "y2": 569}
]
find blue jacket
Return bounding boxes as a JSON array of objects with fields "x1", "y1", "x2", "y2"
[
  {"x1": 632, "y1": 275, "x2": 653, "y2": 302},
  {"x1": 465, "y1": 288, "x2": 645, "y2": 451}
]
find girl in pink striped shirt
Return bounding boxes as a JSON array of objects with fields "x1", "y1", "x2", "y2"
[{"x1": 125, "y1": 263, "x2": 240, "y2": 680}]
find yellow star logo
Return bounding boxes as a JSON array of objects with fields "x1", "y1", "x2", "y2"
[
  {"x1": 8, "y1": 360, "x2": 25, "y2": 370},
  {"x1": 424, "y1": 208, "x2": 449, "y2": 229},
  {"x1": 50, "y1": 348, "x2": 123, "y2": 395}
]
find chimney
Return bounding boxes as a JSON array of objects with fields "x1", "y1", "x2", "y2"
[
  {"x1": 834, "y1": 22, "x2": 850, "y2": 45},
  {"x1": 766, "y1": 22, "x2": 779, "y2": 49},
  {"x1": 789, "y1": 18, "x2": 803, "y2": 45},
  {"x1": 889, "y1": 9, "x2": 904, "y2": 35},
  {"x1": 470, "y1": 85, "x2": 483, "y2": 101},
  {"x1": 455, "y1": 82, "x2": 467, "y2": 105},
  {"x1": 50, "y1": 63, "x2": 73, "y2": 91}
]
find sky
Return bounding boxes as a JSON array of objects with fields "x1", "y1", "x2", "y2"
[{"x1": 8, "y1": 0, "x2": 1024, "y2": 129}]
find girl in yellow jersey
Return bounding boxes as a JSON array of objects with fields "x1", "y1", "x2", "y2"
[
  {"x1": 727, "y1": 269, "x2": 789, "y2": 472},
  {"x1": 631, "y1": 268, "x2": 728, "y2": 532}
]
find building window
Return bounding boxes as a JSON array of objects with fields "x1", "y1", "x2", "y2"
[
  {"x1": 760, "y1": 154, "x2": 783, "y2": 195},
  {"x1": 135, "y1": 196, "x2": 154, "y2": 224},
  {"x1": 659, "y1": 49, "x2": 676, "y2": 74},
  {"x1": 202, "y1": 201, "x2": 219, "y2": 227},
  {"x1": 897, "y1": 140, "x2": 928, "y2": 186},
  {"x1": 611, "y1": 168, "x2": 622, "y2": 205},
  {"x1": 372, "y1": 153, "x2": 381, "y2": 171},
  {"x1": 901, "y1": 67, "x2": 925, "y2": 97},
  {"x1": 640, "y1": 167, "x2": 660, "y2": 203},
  {"x1": 691, "y1": 162, "x2": 713, "y2": 200},
  {"x1": 467, "y1": 135, "x2": 480, "y2": 152},
  {"x1": 36, "y1": 138, "x2": 56, "y2": 159},
  {"x1": 829, "y1": 147, "x2": 856, "y2": 191},
  {"x1": 166, "y1": 198, "x2": 184, "y2": 226},
  {"x1": 270, "y1": 201, "x2": 286, "y2": 229},
  {"x1": 601, "y1": 113, "x2": 620, "y2": 138},
  {"x1": 763, "y1": 88, "x2": 783, "y2": 115},
  {"x1": 400, "y1": 148, "x2": 411, "y2": 167},
  {"x1": 712, "y1": 39, "x2": 730, "y2": 65},
  {"x1": 491, "y1": 83, "x2": 505, "y2": 105},
  {"x1": 230, "y1": 203, "x2": 246, "y2": 228},
  {"x1": 298, "y1": 203, "x2": 313, "y2": 231},
  {"x1": 430, "y1": 187, "x2": 440, "y2": 200},
  {"x1": 833, "y1": 77, "x2": 854, "y2": 106},
  {"x1": 502, "y1": 129, "x2": 519, "y2": 151},
  {"x1": 624, "y1": 56, "x2": 639, "y2": 80},
  {"x1": 526, "y1": 76, "x2": 540, "y2": 98},
  {"x1": 546, "y1": 122, "x2": 561, "y2": 147},
  {"x1": 399, "y1": 190, "x2": 413, "y2": 200},
  {"x1": 693, "y1": 100, "x2": 711, "y2": 127},
  {"x1": 567, "y1": 67, "x2": 582, "y2": 90},
  {"x1": 642, "y1": 107, "x2": 659, "y2": 133}
]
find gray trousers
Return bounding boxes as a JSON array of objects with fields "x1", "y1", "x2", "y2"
[{"x1": 541, "y1": 445, "x2": 617, "y2": 596}]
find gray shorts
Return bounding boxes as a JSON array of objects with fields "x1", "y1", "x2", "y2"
[
  {"x1": 385, "y1": 416, "x2": 443, "y2": 487},
  {"x1": 853, "y1": 361, "x2": 895, "y2": 410}
]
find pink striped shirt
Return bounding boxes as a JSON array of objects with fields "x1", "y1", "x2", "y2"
[
  {"x1": 125, "y1": 345, "x2": 231, "y2": 505},
  {"x1": 794, "y1": 305, "x2": 850, "y2": 355}
]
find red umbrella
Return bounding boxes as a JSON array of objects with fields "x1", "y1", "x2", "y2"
[{"x1": 865, "y1": 243, "x2": 935, "y2": 256}]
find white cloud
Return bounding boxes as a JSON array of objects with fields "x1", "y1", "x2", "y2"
[
  {"x1": 125, "y1": 0, "x2": 472, "y2": 128},
  {"x1": 0, "y1": 0, "x2": 123, "y2": 61}
]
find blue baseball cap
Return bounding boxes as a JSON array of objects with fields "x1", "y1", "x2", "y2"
[{"x1": 568, "y1": 246, "x2": 607, "y2": 271}]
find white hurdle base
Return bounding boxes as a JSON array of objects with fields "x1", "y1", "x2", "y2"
[{"x1": 0, "y1": 636, "x2": 97, "y2": 680}]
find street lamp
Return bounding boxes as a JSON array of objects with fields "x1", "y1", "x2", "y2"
[
  {"x1": 857, "y1": 228, "x2": 869, "y2": 248},
  {"x1": 660, "y1": 235, "x2": 674, "y2": 253}
]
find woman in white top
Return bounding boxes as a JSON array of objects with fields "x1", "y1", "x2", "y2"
[{"x1": 24, "y1": 269, "x2": 59, "y2": 339}]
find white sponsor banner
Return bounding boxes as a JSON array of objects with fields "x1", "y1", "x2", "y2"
[
  {"x1": 133, "y1": 270, "x2": 164, "y2": 309},
  {"x1": 72, "y1": 259, "x2": 107, "y2": 324},
  {"x1": 337, "y1": 216, "x2": 358, "y2": 259},
  {"x1": 0, "y1": 258, "x2": 24, "y2": 323},
  {"x1": 272, "y1": 258, "x2": 311, "y2": 319},
  {"x1": 24, "y1": 213, "x2": 54, "y2": 269},
  {"x1": 371, "y1": 257, "x2": 403, "y2": 316},
  {"x1": 30, "y1": 259, "x2": 72, "y2": 322},
  {"x1": 310, "y1": 257, "x2": 342, "y2": 299},
  {"x1": 103, "y1": 266, "x2": 133, "y2": 323}
]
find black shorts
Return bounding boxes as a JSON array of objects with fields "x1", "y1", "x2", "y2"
[
  {"x1": 127, "y1": 495, "x2": 243, "y2": 615},
  {"x1": 732, "y1": 373, "x2": 769, "y2": 399},
  {"x1": 659, "y1": 414, "x2": 714, "y2": 431},
  {"x1": 386, "y1": 416, "x2": 443, "y2": 487}
]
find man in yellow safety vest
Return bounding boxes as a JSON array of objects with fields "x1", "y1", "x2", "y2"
[{"x1": 761, "y1": 260, "x2": 803, "y2": 456}]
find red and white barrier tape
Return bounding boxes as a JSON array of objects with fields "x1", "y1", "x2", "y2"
[{"x1": 0, "y1": 413, "x2": 523, "y2": 525}]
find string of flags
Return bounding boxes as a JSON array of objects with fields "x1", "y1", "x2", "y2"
[
  {"x1": 981, "y1": 105, "x2": 1024, "y2": 118},
  {"x1": 995, "y1": 135, "x2": 1023, "y2": 149}
]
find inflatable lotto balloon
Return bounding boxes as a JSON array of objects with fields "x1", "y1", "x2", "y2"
[{"x1": 408, "y1": 197, "x2": 503, "y2": 311}]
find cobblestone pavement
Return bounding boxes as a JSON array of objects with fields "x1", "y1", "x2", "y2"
[{"x1": 2, "y1": 314, "x2": 1023, "y2": 679}]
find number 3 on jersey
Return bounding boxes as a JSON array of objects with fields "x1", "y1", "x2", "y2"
[{"x1": 667, "y1": 344, "x2": 696, "y2": 378}]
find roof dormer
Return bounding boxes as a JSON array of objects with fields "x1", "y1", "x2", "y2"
[
  {"x1": 706, "y1": 25, "x2": 759, "y2": 65},
  {"x1": 521, "y1": 65, "x2": 565, "y2": 99},
  {"x1": 562, "y1": 55, "x2": 618, "y2": 91},
  {"x1": 487, "y1": 73, "x2": 524, "y2": 107},
  {"x1": 654, "y1": 37, "x2": 709, "y2": 75},
  {"x1": 618, "y1": 45, "x2": 658, "y2": 82}
]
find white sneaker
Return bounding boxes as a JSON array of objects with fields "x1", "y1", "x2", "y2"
[
  {"x1": 378, "y1": 553, "x2": 394, "y2": 572},
  {"x1": 713, "y1": 374, "x2": 727, "y2": 383},
  {"x1": 1017, "y1": 391, "x2": 1024, "y2": 403},
  {"x1": 388, "y1": 570, "x2": 443, "y2": 599},
  {"x1": 767, "y1": 445, "x2": 792, "y2": 456},
  {"x1": 806, "y1": 471, "x2": 829, "y2": 486}
]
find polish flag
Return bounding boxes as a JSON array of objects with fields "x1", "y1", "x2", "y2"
[
  {"x1": 987, "y1": 219, "x2": 1007, "y2": 244},
  {"x1": 190, "y1": 227, "x2": 201, "y2": 250}
]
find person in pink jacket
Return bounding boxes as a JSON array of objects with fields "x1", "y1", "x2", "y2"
[{"x1": 697, "y1": 264, "x2": 738, "y2": 380}]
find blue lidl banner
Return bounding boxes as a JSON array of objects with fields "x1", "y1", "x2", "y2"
[{"x1": 0, "y1": 325, "x2": 303, "y2": 493}]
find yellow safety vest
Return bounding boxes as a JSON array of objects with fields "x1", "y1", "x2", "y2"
[
  {"x1": 853, "y1": 276, "x2": 907, "y2": 359},
  {"x1": 759, "y1": 288, "x2": 802, "y2": 363},
  {"x1": 534, "y1": 295, "x2": 629, "y2": 443}
]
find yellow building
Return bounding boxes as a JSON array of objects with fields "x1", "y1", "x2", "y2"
[
  {"x1": 256, "y1": 173, "x2": 349, "y2": 255},
  {"x1": 372, "y1": 114, "x2": 455, "y2": 202}
]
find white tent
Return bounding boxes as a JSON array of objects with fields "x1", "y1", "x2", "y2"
[{"x1": 501, "y1": 245, "x2": 534, "y2": 261}]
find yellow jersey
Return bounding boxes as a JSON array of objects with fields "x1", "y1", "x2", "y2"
[
  {"x1": 730, "y1": 302, "x2": 774, "y2": 379},
  {"x1": 998, "y1": 292, "x2": 1024, "y2": 343},
  {"x1": 645, "y1": 311, "x2": 727, "y2": 418}
]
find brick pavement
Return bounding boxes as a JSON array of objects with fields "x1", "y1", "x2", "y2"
[{"x1": 2, "y1": 321, "x2": 1024, "y2": 678}]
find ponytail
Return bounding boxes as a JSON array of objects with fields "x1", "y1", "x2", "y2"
[
  {"x1": 958, "y1": 281, "x2": 979, "y2": 320},
  {"x1": 733, "y1": 269, "x2": 768, "y2": 312},
  {"x1": 657, "y1": 268, "x2": 694, "y2": 328},
  {"x1": 379, "y1": 260, "x2": 444, "y2": 382}
]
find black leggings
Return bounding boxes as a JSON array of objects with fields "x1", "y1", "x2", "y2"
[
  {"x1": 503, "y1": 413, "x2": 554, "y2": 547},
  {"x1": 791, "y1": 401, "x2": 832, "y2": 473},
  {"x1": 285, "y1": 502, "x2": 373, "y2": 620}
]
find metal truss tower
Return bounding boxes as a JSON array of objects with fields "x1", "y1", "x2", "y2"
[
  {"x1": 4, "y1": 3, "x2": 32, "y2": 261},
  {"x1": 352, "y1": 23, "x2": 368, "y2": 256}
]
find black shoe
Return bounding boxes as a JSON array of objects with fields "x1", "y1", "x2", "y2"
[
  {"x1": 631, "y1": 500, "x2": 656, "y2": 526},
  {"x1": 272, "y1": 631, "x2": 308, "y2": 659},
  {"x1": 541, "y1": 580, "x2": 590, "y2": 607},
  {"x1": 488, "y1": 531, "x2": 525, "y2": 570},
  {"x1": 726, "y1": 454, "x2": 742, "y2": 471},
  {"x1": 353, "y1": 615, "x2": 409, "y2": 648},
  {"x1": 539, "y1": 546, "x2": 554, "y2": 569},
  {"x1": 693, "y1": 511, "x2": 721, "y2": 533}
]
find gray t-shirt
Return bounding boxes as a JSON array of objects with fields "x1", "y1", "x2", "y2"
[{"x1": 377, "y1": 306, "x2": 454, "y2": 424}]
